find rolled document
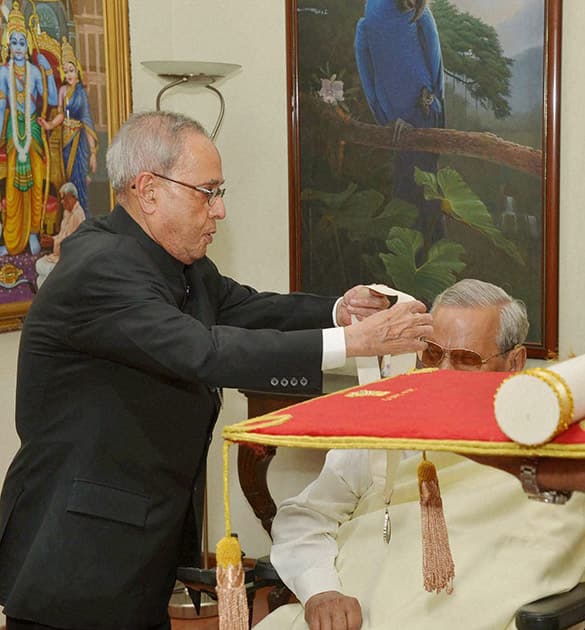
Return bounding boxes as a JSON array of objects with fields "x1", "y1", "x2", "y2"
[
  {"x1": 494, "y1": 354, "x2": 585, "y2": 446},
  {"x1": 352, "y1": 284, "x2": 417, "y2": 384}
]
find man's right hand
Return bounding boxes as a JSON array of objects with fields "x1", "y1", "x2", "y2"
[
  {"x1": 304, "y1": 591, "x2": 362, "y2": 630},
  {"x1": 344, "y1": 300, "x2": 432, "y2": 358}
]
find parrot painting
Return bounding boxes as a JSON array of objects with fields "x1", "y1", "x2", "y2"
[{"x1": 355, "y1": 0, "x2": 446, "y2": 245}]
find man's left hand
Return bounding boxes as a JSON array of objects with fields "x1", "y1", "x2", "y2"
[
  {"x1": 336, "y1": 285, "x2": 390, "y2": 327},
  {"x1": 304, "y1": 591, "x2": 362, "y2": 630}
]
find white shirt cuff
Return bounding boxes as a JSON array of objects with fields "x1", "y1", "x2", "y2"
[
  {"x1": 293, "y1": 567, "x2": 343, "y2": 606},
  {"x1": 321, "y1": 327, "x2": 346, "y2": 371},
  {"x1": 332, "y1": 297, "x2": 343, "y2": 327}
]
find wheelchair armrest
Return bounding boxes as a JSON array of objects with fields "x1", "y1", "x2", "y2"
[
  {"x1": 253, "y1": 555, "x2": 296, "y2": 612},
  {"x1": 176, "y1": 565, "x2": 256, "y2": 588},
  {"x1": 177, "y1": 566, "x2": 219, "y2": 588},
  {"x1": 254, "y1": 555, "x2": 282, "y2": 584},
  {"x1": 515, "y1": 582, "x2": 585, "y2": 630}
]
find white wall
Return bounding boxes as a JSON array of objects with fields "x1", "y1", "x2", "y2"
[
  {"x1": 0, "y1": 332, "x2": 19, "y2": 482},
  {"x1": 0, "y1": 0, "x2": 584, "y2": 564},
  {"x1": 558, "y1": 1, "x2": 585, "y2": 360}
]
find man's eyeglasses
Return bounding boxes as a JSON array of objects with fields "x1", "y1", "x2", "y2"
[
  {"x1": 151, "y1": 172, "x2": 226, "y2": 206},
  {"x1": 418, "y1": 339, "x2": 515, "y2": 371}
]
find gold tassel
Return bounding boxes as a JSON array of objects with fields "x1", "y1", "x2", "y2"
[
  {"x1": 418, "y1": 452, "x2": 455, "y2": 594},
  {"x1": 216, "y1": 441, "x2": 249, "y2": 630},
  {"x1": 216, "y1": 534, "x2": 249, "y2": 630}
]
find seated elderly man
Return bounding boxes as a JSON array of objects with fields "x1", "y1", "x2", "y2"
[
  {"x1": 255, "y1": 279, "x2": 585, "y2": 630},
  {"x1": 35, "y1": 182, "x2": 85, "y2": 288}
]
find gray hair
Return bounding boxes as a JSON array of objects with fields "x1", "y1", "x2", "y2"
[
  {"x1": 59, "y1": 182, "x2": 78, "y2": 198},
  {"x1": 106, "y1": 111, "x2": 209, "y2": 193},
  {"x1": 431, "y1": 279, "x2": 529, "y2": 352}
]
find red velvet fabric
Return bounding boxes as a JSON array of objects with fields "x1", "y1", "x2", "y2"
[{"x1": 246, "y1": 370, "x2": 585, "y2": 447}]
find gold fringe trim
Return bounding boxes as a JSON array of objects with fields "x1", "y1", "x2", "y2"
[
  {"x1": 222, "y1": 430, "x2": 585, "y2": 459},
  {"x1": 229, "y1": 414, "x2": 292, "y2": 432}
]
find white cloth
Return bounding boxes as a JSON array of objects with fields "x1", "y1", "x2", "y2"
[
  {"x1": 256, "y1": 450, "x2": 585, "y2": 630},
  {"x1": 35, "y1": 255, "x2": 57, "y2": 289},
  {"x1": 50, "y1": 201, "x2": 86, "y2": 259},
  {"x1": 35, "y1": 201, "x2": 85, "y2": 288}
]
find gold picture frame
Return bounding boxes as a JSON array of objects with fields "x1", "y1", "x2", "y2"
[
  {"x1": 0, "y1": 0, "x2": 132, "y2": 332},
  {"x1": 286, "y1": 0, "x2": 561, "y2": 359}
]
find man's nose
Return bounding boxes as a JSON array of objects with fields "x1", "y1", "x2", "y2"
[
  {"x1": 210, "y1": 197, "x2": 226, "y2": 220},
  {"x1": 438, "y1": 352, "x2": 454, "y2": 371}
]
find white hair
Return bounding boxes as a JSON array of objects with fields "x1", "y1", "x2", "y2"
[
  {"x1": 106, "y1": 111, "x2": 209, "y2": 193},
  {"x1": 59, "y1": 182, "x2": 78, "y2": 198},
  {"x1": 432, "y1": 279, "x2": 529, "y2": 351}
]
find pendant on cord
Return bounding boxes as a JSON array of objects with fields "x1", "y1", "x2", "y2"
[{"x1": 383, "y1": 502, "x2": 392, "y2": 544}]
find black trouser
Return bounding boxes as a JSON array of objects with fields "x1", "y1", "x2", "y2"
[{"x1": 6, "y1": 618, "x2": 172, "y2": 630}]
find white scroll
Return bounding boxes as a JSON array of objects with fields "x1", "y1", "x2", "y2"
[
  {"x1": 494, "y1": 353, "x2": 585, "y2": 446},
  {"x1": 351, "y1": 283, "x2": 418, "y2": 385}
]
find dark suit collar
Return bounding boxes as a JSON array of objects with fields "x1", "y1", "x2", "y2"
[
  {"x1": 109, "y1": 204, "x2": 190, "y2": 307},
  {"x1": 109, "y1": 204, "x2": 187, "y2": 278}
]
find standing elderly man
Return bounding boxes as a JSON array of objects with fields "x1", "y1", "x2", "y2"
[
  {"x1": 256, "y1": 279, "x2": 585, "y2": 630},
  {"x1": 0, "y1": 111, "x2": 433, "y2": 630}
]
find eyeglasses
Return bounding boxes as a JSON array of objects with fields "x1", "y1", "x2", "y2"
[
  {"x1": 151, "y1": 172, "x2": 226, "y2": 206},
  {"x1": 418, "y1": 339, "x2": 515, "y2": 371}
]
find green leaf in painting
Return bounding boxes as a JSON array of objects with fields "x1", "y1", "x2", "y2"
[
  {"x1": 379, "y1": 227, "x2": 466, "y2": 303},
  {"x1": 301, "y1": 182, "x2": 358, "y2": 210},
  {"x1": 301, "y1": 185, "x2": 418, "y2": 242},
  {"x1": 415, "y1": 166, "x2": 524, "y2": 266}
]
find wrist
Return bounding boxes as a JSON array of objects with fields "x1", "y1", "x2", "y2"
[
  {"x1": 519, "y1": 458, "x2": 573, "y2": 504},
  {"x1": 343, "y1": 324, "x2": 367, "y2": 358},
  {"x1": 537, "y1": 458, "x2": 584, "y2": 494}
]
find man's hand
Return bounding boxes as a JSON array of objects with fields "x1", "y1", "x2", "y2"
[
  {"x1": 335, "y1": 285, "x2": 390, "y2": 327},
  {"x1": 344, "y1": 300, "x2": 432, "y2": 358},
  {"x1": 304, "y1": 591, "x2": 362, "y2": 630}
]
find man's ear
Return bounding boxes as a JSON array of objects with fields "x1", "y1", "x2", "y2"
[
  {"x1": 133, "y1": 172, "x2": 157, "y2": 214},
  {"x1": 506, "y1": 345, "x2": 527, "y2": 372}
]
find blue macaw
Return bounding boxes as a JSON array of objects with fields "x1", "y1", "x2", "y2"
[{"x1": 355, "y1": 0, "x2": 445, "y2": 244}]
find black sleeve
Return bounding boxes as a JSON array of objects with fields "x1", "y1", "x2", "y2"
[{"x1": 56, "y1": 242, "x2": 325, "y2": 393}]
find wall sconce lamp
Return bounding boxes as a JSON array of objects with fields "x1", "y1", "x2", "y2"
[{"x1": 141, "y1": 60, "x2": 241, "y2": 140}]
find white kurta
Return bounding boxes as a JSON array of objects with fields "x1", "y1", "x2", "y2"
[{"x1": 255, "y1": 451, "x2": 585, "y2": 630}]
